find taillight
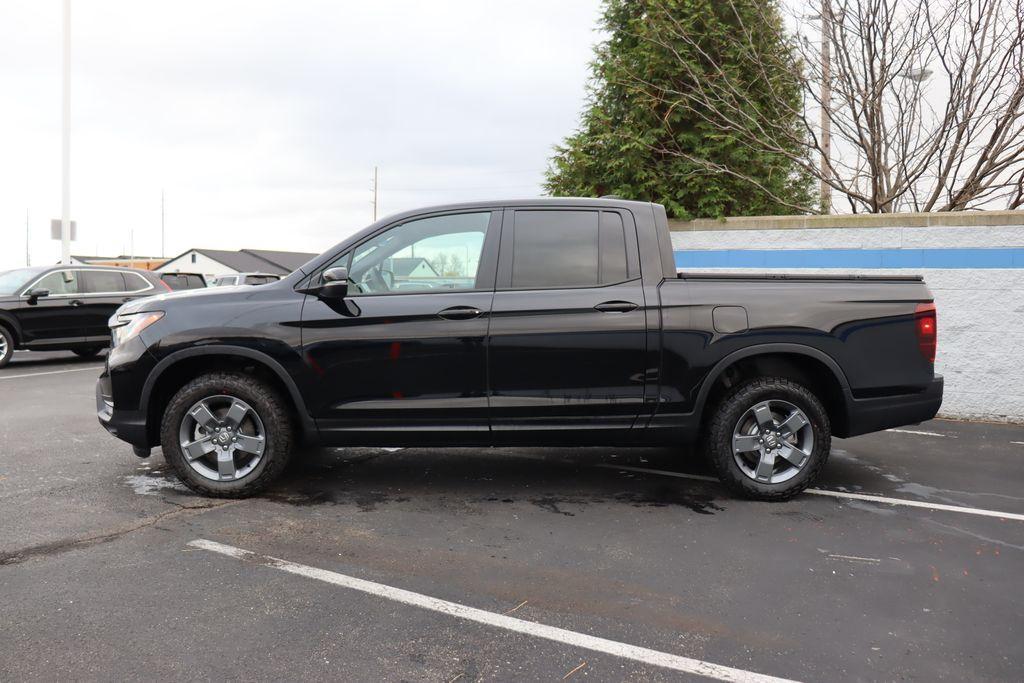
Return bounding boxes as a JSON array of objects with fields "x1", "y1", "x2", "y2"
[{"x1": 915, "y1": 303, "x2": 937, "y2": 362}]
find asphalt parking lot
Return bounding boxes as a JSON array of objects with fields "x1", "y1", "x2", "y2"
[{"x1": 2, "y1": 351, "x2": 1023, "y2": 681}]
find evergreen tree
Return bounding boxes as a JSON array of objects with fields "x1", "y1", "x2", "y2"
[{"x1": 546, "y1": 0, "x2": 812, "y2": 219}]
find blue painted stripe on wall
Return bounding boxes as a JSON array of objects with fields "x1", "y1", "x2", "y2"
[{"x1": 674, "y1": 248, "x2": 1024, "y2": 269}]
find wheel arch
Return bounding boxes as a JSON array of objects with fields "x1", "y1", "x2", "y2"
[
  {"x1": 0, "y1": 311, "x2": 22, "y2": 345},
  {"x1": 141, "y1": 345, "x2": 318, "y2": 446},
  {"x1": 694, "y1": 344, "x2": 853, "y2": 437}
]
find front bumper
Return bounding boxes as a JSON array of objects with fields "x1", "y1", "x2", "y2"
[
  {"x1": 96, "y1": 374, "x2": 149, "y2": 449},
  {"x1": 842, "y1": 374, "x2": 944, "y2": 438}
]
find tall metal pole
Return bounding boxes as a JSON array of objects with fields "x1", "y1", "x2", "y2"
[
  {"x1": 819, "y1": 0, "x2": 832, "y2": 214},
  {"x1": 26, "y1": 210, "x2": 31, "y2": 266},
  {"x1": 161, "y1": 190, "x2": 165, "y2": 257},
  {"x1": 372, "y1": 166, "x2": 379, "y2": 221},
  {"x1": 61, "y1": 0, "x2": 71, "y2": 264}
]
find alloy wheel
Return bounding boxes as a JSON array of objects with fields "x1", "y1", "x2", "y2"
[
  {"x1": 178, "y1": 395, "x2": 266, "y2": 482},
  {"x1": 731, "y1": 399, "x2": 814, "y2": 484}
]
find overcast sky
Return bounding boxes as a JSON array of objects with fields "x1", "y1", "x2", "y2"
[{"x1": 0, "y1": 1, "x2": 603, "y2": 270}]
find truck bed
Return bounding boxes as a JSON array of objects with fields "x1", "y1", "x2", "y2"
[{"x1": 677, "y1": 271, "x2": 924, "y2": 282}]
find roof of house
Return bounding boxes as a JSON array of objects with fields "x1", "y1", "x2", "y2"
[
  {"x1": 158, "y1": 248, "x2": 318, "y2": 275},
  {"x1": 390, "y1": 257, "x2": 439, "y2": 277},
  {"x1": 241, "y1": 249, "x2": 318, "y2": 273}
]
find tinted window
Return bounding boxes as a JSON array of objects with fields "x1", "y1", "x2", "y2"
[
  {"x1": 82, "y1": 270, "x2": 126, "y2": 294},
  {"x1": 186, "y1": 275, "x2": 206, "y2": 288},
  {"x1": 246, "y1": 275, "x2": 277, "y2": 286},
  {"x1": 124, "y1": 272, "x2": 152, "y2": 291},
  {"x1": 599, "y1": 211, "x2": 629, "y2": 284},
  {"x1": 33, "y1": 270, "x2": 81, "y2": 295},
  {"x1": 349, "y1": 212, "x2": 491, "y2": 295},
  {"x1": 511, "y1": 211, "x2": 599, "y2": 288}
]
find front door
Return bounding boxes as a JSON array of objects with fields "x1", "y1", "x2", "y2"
[
  {"x1": 301, "y1": 210, "x2": 501, "y2": 443},
  {"x1": 15, "y1": 269, "x2": 89, "y2": 347},
  {"x1": 487, "y1": 207, "x2": 648, "y2": 440}
]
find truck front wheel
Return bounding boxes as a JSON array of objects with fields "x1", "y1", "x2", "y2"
[
  {"x1": 160, "y1": 372, "x2": 293, "y2": 498},
  {"x1": 705, "y1": 377, "x2": 831, "y2": 501}
]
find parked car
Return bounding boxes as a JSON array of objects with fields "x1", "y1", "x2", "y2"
[
  {"x1": 0, "y1": 265, "x2": 168, "y2": 367},
  {"x1": 98, "y1": 198, "x2": 942, "y2": 500},
  {"x1": 210, "y1": 273, "x2": 281, "y2": 287},
  {"x1": 159, "y1": 272, "x2": 208, "y2": 290}
]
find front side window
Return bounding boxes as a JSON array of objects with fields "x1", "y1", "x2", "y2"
[
  {"x1": 33, "y1": 270, "x2": 81, "y2": 295},
  {"x1": 348, "y1": 212, "x2": 491, "y2": 295}
]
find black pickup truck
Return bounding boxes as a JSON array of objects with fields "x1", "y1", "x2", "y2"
[{"x1": 98, "y1": 198, "x2": 942, "y2": 500}]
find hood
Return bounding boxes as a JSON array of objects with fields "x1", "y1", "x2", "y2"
[{"x1": 118, "y1": 284, "x2": 263, "y2": 315}]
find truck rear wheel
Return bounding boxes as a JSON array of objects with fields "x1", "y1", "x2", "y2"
[
  {"x1": 705, "y1": 377, "x2": 831, "y2": 501},
  {"x1": 160, "y1": 372, "x2": 293, "y2": 498}
]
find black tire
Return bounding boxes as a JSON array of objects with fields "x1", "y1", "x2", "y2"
[
  {"x1": 72, "y1": 346, "x2": 105, "y2": 359},
  {"x1": 160, "y1": 371, "x2": 293, "y2": 498},
  {"x1": 705, "y1": 377, "x2": 831, "y2": 501},
  {"x1": 0, "y1": 325, "x2": 13, "y2": 369}
]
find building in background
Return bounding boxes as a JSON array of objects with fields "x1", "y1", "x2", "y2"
[
  {"x1": 155, "y1": 248, "x2": 317, "y2": 277},
  {"x1": 69, "y1": 255, "x2": 165, "y2": 270}
]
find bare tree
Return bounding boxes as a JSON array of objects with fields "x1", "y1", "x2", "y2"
[{"x1": 622, "y1": 0, "x2": 1024, "y2": 213}]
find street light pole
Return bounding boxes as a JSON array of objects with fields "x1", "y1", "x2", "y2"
[
  {"x1": 819, "y1": 0, "x2": 832, "y2": 215},
  {"x1": 61, "y1": 0, "x2": 71, "y2": 264}
]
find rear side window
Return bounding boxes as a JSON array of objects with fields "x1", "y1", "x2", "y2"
[
  {"x1": 511, "y1": 211, "x2": 599, "y2": 289},
  {"x1": 246, "y1": 275, "x2": 277, "y2": 285},
  {"x1": 124, "y1": 272, "x2": 153, "y2": 292},
  {"x1": 82, "y1": 271, "x2": 126, "y2": 294},
  {"x1": 510, "y1": 210, "x2": 631, "y2": 289}
]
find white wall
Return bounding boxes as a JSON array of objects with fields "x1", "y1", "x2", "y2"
[
  {"x1": 671, "y1": 225, "x2": 1024, "y2": 423},
  {"x1": 156, "y1": 251, "x2": 237, "y2": 277}
]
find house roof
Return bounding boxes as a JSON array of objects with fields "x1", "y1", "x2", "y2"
[
  {"x1": 241, "y1": 249, "x2": 318, "y2": 273},
  {"x1": 157, "y1": 248, "x2": 318, "y2": 275},
  {"x1": 390, "y1": 257, "x2": 439, "y2": 277}
]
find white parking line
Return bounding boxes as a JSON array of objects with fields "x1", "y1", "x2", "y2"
[
  {"x1": 596, "y1": 464, "x2": 1024, "y2": 522},
  {"x1": 0, "y1": 366, "x2": 101, "y2": 380},
  {"x1": 886, "y1": 428, "x2": 954, "y2": 438},
  {"x1": 188, "y1": 539, "x2": 800, "y2": 683}
]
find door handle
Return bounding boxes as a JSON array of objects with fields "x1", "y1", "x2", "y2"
[
  {"x1": 438, "y1": 306, "x2": 483, "y2": 320},
  {"x1": 68, "y1": 299, "x2": 83, "y2": 307},
  {"x1": 594, "y1": 300, "x2": 638, "y2": 313}
]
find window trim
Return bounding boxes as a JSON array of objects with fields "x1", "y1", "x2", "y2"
[
  {"x1": 496, "y1": 207, "x2": 642, "y2": 292},
  {"x1": 312, "y1": 209, "x2": 503, "y2": 299},
  {"x1": 20, "y1": 268, "x2": 155, "y2": 299}
]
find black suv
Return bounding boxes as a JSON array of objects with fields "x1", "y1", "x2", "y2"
[{"x1": 0, "y1": 265, "x2": 168, "y2": 367}]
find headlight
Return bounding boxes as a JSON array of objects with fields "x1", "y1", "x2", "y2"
[{"x1": 109, "y1": 311, "x2": 164, "y2": 347}]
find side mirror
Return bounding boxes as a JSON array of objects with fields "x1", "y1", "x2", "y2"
[
  {"x1": 318, "y1": 267, "x2": 349, "y2": 299},
  {"x1": 26, "y1": 288, "x2": 50, "y2": 304}
]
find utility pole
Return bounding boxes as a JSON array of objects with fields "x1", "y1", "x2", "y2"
[
  {"x1": 372, "y1": 166, "x2": 379, "y2": 221},
  {"x1": 819, "y1": 0, "x2": 832, "y2": 215},
  {"x1": 161, "y1": 190, "x2": 165, "y2": 258},
  {"x1": 60, "y1": 0, "x2": 71, "y2": 264},
  {"x1": 26, "y1": 210, "x2": 31, "y2": 266}
]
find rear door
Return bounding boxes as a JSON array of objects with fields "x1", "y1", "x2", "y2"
[
  {"x1": 487, "y1": 207, "x2": 647, "y2": 439},
  {"x1": 80, "y1": 270, "x2": 155, "y2": 343}
]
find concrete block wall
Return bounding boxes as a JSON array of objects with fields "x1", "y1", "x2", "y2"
[{"x1": 668, "y1": 214, "x2": 1024, "y2": 423}]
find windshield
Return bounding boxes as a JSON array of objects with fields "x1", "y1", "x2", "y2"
[{"x1": 0, "y1": 267, "x2": 44, "y2": 295}]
